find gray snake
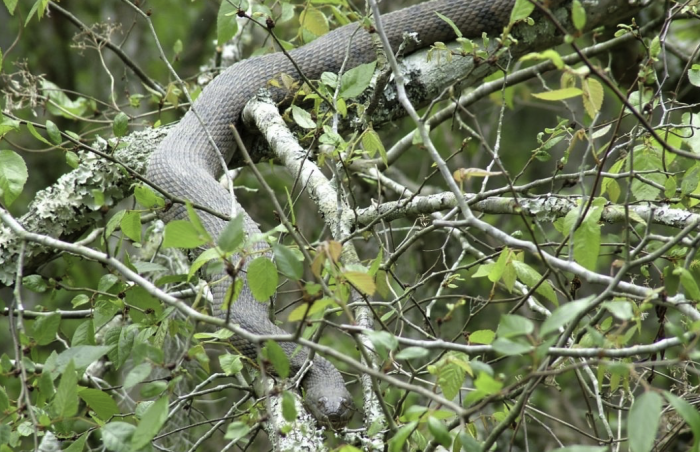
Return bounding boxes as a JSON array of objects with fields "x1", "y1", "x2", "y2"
[{"x1": 147, "y1": 0, "x2": 513, "y2": 428}]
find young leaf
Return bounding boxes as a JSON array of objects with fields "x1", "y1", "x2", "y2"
[
  {"x1": 340, "y1": 61, "x2": 376, "y2": 99},
  {"x1": 273, "y1": 244, "x2": 303, "y2": 280},
  {"x1": 0, "y1": 149, "x2": 28, "y2": 206},
  {"x1": 131, "y1": 397, "x2": 168, "y2": 450},
  {"x1": 628, "y1": 391, "x2": 662, "y2": 452},
  {"x1": 162, "y1": 220, "x2": 209, "y2": 249},
  {"x1": 247, "y1": 257, "x2": 278, "y2": 301},
  {"x1": 217, "y1": 214, "x2": 245, "y2": 253},
  {"x1": 264, "y1": 340, "x2": 290, "y2": 379},
  {"x1": 113, "y1": 112, "x2": 129, "y2": 137}
]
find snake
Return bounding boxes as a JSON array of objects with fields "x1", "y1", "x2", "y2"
[{"x1": 147, "y1": 0, "x2": 513, "y2": 428}]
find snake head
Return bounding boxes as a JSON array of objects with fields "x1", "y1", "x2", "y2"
[{"x1": 304, "y1": 390, "x2": 355, "y2": 429}]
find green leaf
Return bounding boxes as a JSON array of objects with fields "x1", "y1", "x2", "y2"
[
  {"x1": 395, "y1": 347, "x2": 429, "y2": 360},
  {"x1": 496, "y1": 314, "x2": 534, "y2": 338},
  {"x1": 0, "y1": 114, "x2": 20, "y2": 139},
  {"x1": 54, "y1": 360, "x2": 78, "y2": 418},
  {"x1": 602, "y1": 300, "x2": 633, "y2": 320},
  {"x1": 571, "y1": 0, "x2": 586, "y2": 30},
  {"x1": 469, "y1": 330, "x2": 495, "y2": 345},
  {"x1": 247, "y1": 256, "x2": 278, "y2": 301},
  {"x1": 217, "y1": 0, "x2": 240, "y2": 45},
  {"x1": 79, "y1": 388, "x2": 120, "y2": 420},
  {"x1": 664, "y1": 391, "x2": 700, "y2": 451},
  {"x1": 224, "y1": 421, "x2": 250, "y2": 442},
  {"x1": 435, "y1": 12, "x2": 462, "y2": 38},
  {"x1": 162, "y1": 220, "x2": 209, "y2": 249},
  {"x1": 64, "y1": 431, "x2": 88, "y2": 452},
  {"x1": 340, "y1": 61, "x2": 376, "y2": 99},
  {"x1": 428, "y1": 416, "x2": 452, "y2": 449},
  {"x1": 45, "y1": 120, "x2": 61, "y2": 145},
  {"x1": 628, "y1": 391, "x2": 662, "y2": 452},
  {"x1": 291, "y1": 105, "x2": 316, "y2": 129},
  {"x1": 0, "y1": 387, "x2": 10, "y2": 412},
  {"x1": 689, "y1": 64, "x2": 700, "y2": 88},
  {"x1": 124, "y1": 362, "x2": 152, "y2": 389},
  {"x1": 263, "y1": 340, "x2": 290, "y2": 379},
  {"x1": 361, "y1": 128, "x2": 387, "y2": 166},
  {"x1": 113, "y1": 112, "x2": 129, "y2": 137},
  {"x1": 474, "y1": 372, "x2": 503, "y2": 395},
  {"x1": 299, "y1": 7, "x2": 329, "y2": 42},
  {"x1": 217, "y1": 214, "x2": 245, "y2": 253},
  {"x1": 511, "y1": 261, "x2": 558, "y2": 304},
  {"x1": 531, "y1": 87, "x2": 583, "y2": 101},
  {"x1": 22, "y1": 274, "x2": 47, "y2": 292},
  {"x1": 344, "y1": 270, "x2": 376, "y2": 296},
  {"x1": 101, "y1": 422, "x2": 135, "y2": 452},
  {"x1": 32, "y1": 312, "x2": 61, "y2": 346},
  {"x1": 273, "y1": 244, "x2": 304, "y2": 280},
  {"x1": 676, "y1": 268, "x2": 700, "y2": 301},
  {"x1": 365, "y1": 330, "x2": 398, "y2": 360},
  {"x1": 509, "y1": 0, "x2": 535, "y2": 23},
  {"x1": 3, "y1": 0, "x2": 18, "y2": 15},
  {"x1": 0, "y1": 149, "x2": 28, "y2": 206},
  {"x1": 134, "y1": 184, "x2": 164, "y2": 209},
  {"x1": 52, "y1": 345, "x2": 113, "y2": 375},
  {"x1": 219, "y1": 353, "x2": 244, "y2": 375},
  {"x1": 491, "y1": 338, "x2": 534, "y2": 355},
  {"x1": 131, "y1": 397, "x2": 168, "y2": 450},
  {"x1": 540, "y1": 296, "x2": 592, "y2": 338},
  {"x1": 120, "y1": 210, "x2": 142, "y2": 243},
  {"x1": 282, "y1": 391, "x2": 297, "y2": 422},
  {"x1": 437, "y1": 360, "x2": 466, "y2": 401},
  {"x1": 574, "y1": 205, "x2": 603, "y2": 271},
  {"x1": 388, "y1": 421, "x2": 418, "y2": 452}
]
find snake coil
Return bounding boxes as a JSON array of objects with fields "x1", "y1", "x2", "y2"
[{"x1": 147, "y1": 0, "x2": 512, "y2": 428}]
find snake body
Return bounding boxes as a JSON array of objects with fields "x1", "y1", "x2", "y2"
[{"x1": 147, "y1": 0, "x2": 512, "y2": 428}]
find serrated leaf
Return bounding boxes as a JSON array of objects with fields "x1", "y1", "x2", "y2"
[
  {"x1": 101, "y1": 422, "x2": 135, "y2": 452},
  {"x1": 511, "y1": 261, "x2": 558, "y2": 304},
  {"x1": 273, "y1": 244, "x2": 304, "y2": 280},
  {"x1": 628, "y1": 392, "x2": 662, "y2": 452},
  {"x1": 264, "y1": 340, "x2": 290, "y2": 379},
  {"x1": 120, "y1": 210, "x2": 142, "y2": 243},
  {"x1": 54, "y1": 360, "x2": 78, "y2": 418},
  {"x1": 582, "y1": 78, "x2": 604, "y2": 118},
  {"x1": 299, "y1": 7, "x2": 329, "y2": 41},
  {"x1": 217, "y1": 214, "x2": 245, "y2": 253},
  {"x1": 45, "y1": 120, "x2": 61, "y2": 145},
  {"x1": 134, "y1": 184, "x2": 164, "y2": 209},
  {"x1": 340, "y1": 61, "x2": 376, "y2": 99},
  {"x1": 219, "y1": 353, "x2": 243, "y2": 375},
  {"x1": 79, "y1": 388, "x2": 120, "y2": 420},
  {"x1": 344, "y1": 270, "x2": 376, "y2": 296},
  {"x1": 217, "y1": 0, "x2": 239, "y2": 45},
  {"x1": 510, "y1": 0, "x2": 535, "y2": 23},
  {"x1": 247, "y1": 257, "x2": 278, "y2": 301},
  {"x1": 0, "y1": 149, "x2": 28, "y2": 206},
  {"x1": 32, "y1": 312, "x2": 61, "y2": 345},
  {"x1": 531, "y1": 87, "x2": 583, "y2": 101},
  {"x1": 131, "y1": 397, "x2": 168, "y2": 450},
  {"x1": 361, "y1": 128, "x2": 387, "y2": 165},
  {"x1": 113, "y1": 112, "x2": 129, "y2": 137}
]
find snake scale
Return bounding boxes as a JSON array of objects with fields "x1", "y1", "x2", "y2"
[{"x1": 147, "y1": 0, "x2": 513, "y2": 428}]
